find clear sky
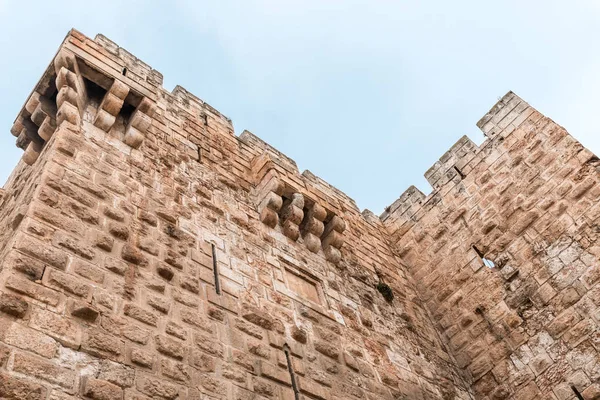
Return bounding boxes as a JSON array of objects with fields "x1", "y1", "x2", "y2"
[{"x1": 1, "y1": 0, "x2": 599, "y2": 213}]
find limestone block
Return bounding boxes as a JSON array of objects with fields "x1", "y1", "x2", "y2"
[
  {"x1": 101, "y1": 93, "x2": 125, "y2": 116},
  {"x1": 38, "y1": 116, "x2": 57, "y2": 141},
  {"x1": 94, "y1": 109, "x2": 116, "y2": 132},
  {"x1": 94, "y1": 80, "x2": 129, "y2": 132},
  {"x1": 324, "y1": 246, "x2": 342, "y2": 264},
  {"x1": 56, "y1": 85, "x2": 78, "y2": 109},
  {"x1": 257, "y1": 176, "x2": 284, "y2": 228},
  {"x1": 280, "y1": 193, "x2": 304, "y2": 241},
  {"x1": 302, "y1": 203, "x2": 326, "y2": 253},
  {"x1": 24, "y1": 92, "x2": 41, "y2": 114},
  {"x1": 124, "y1": 98, "x2": 155, "y2": 148},
  {"x1": 123, "y1": 126, "x2": 145, "y2": 148},
  {"x1": 260, "y1": 207, "x2": 279, "y2": 229},
  {"x1": 321, "y1": 215, "x2": 346, "y2": 263},
  {"x1": 10, "y1": 116, "x2": 25, "y2": 137},
  {"x1": 22, "y1": 141, "x2": 43, "y2": 165}
]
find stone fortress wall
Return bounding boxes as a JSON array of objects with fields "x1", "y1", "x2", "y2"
[
  {"x1": 381, "y1": 93, "x2": 600, "y2": 399},
  {"x1": 0, "y1": 29, "x2": 597, "y2": 400}
]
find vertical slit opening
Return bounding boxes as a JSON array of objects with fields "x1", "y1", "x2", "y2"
[
  {"x1": 211, "y1": 243, "x2": 221, "y2": 295},
  {"x1": 283, "y1": 344, "x2": 300, "y2": 400},
  {"x1": 122, "y1": 67, "x2": 127, "y2": 76},
  {"x1": 571, "y1": 385, "x2": 584, "y2": 400},
  {"x1": 453, "y1": 165, "x2": 466, "y2": 179},
  {"x1": 472, "y1": 245, "x2": 495, "y2": 269}
]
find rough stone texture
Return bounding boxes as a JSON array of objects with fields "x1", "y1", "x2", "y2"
[
  {"x1": 0, "y1": 29, "x2": 598, "y2": 400},
  {"x1": 382, "y1": 92, "x2": 600, "y2": 399}
]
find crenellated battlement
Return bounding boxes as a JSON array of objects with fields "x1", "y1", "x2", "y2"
[
  {"x1": 424, "y1": 135, "x2": 478, "y2": 190},
  {"x1": 476, "y1": 91, "x2": 533, "y2": 138},
  {"x1": 5, "y1": 30, "x2": 546, "y2": 273},
  {"x1": 8, "y1": 28, "x2": 529, "y2": 230},
  {"x1": 381, "y1": 92, "x2": 537, "y2": 228}
]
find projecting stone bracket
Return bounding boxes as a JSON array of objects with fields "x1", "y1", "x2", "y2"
[
  {"x1": 25, "y1": 93, "x2": 57, "y2": 142},
  {"x1": 301, "y1": 203, "x2": 326, "y2": 254},
  {"x1": 321, "y1": 215, "x2": 346, "y2": 264},
  {"x1": 94, "y1": 80, "x2": 129, "y2": 132},
  {"x1": 10, "y1": 49, "x2": 88, "y2": 165},
  {"x1": 11, "y1": 115, "x2": 45, "y2": 165},
  {"x1": 124, "y1": 98, "x2": 155, "y2": 149},
  {"x1": 256, "y1": 172, "x2": 285, "y2": 228},
  {"x1": 9, "y1": 30, "x2": 160, "y2": 165},
  {"x1": 253, "y1": 158, "x2": 347, "y2": 264},
  {"x1": 280, "y1": 193, "x2": 305, "y2": 241},
  {"x1": 54, "y1": 50, "x2": 87, "y2": 128}
]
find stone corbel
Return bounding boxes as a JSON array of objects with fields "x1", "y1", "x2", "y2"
[
  {"x1": 21, "y1": 141, "x2": 45, "y2": 166},
  {"x1": 10, "y1": 117, "x2": 27, "y2": 147},
  {"x1": 322, "y1": 216, "x2": 346, "y2": 264},
  {"x1": 12, "y1": 114, "x2": 46, "y2": 165},
  {"x1": 280, "y1": 193, "x2": 304, "y2": 241},
  {"x1": 124, "y1": 97, "x2": 155, "y2": 148},
  {"x1": 257, "y1": 173, "x2": 284, "y2": 228},
  {"x1": 94, "y1": 80, "x2": 129, "y2": 132},
  {"x1": 54, "y1": 50, "x2": 87, "y2": 128},
  {"x1": 301, "y1": 203, "x2": 326, "y2": 253},
  {"x1": 25, "y1": 92, "x2": 57, "y2": 142}
]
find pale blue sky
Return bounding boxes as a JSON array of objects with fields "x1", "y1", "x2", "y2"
[{"x1": 1, "y1": 1, "x2": 599, "y2": 213}]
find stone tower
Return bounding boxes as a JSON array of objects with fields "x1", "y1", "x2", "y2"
[{"x1": 0, "y1": 29, "x2": 599, "y2": 400}]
